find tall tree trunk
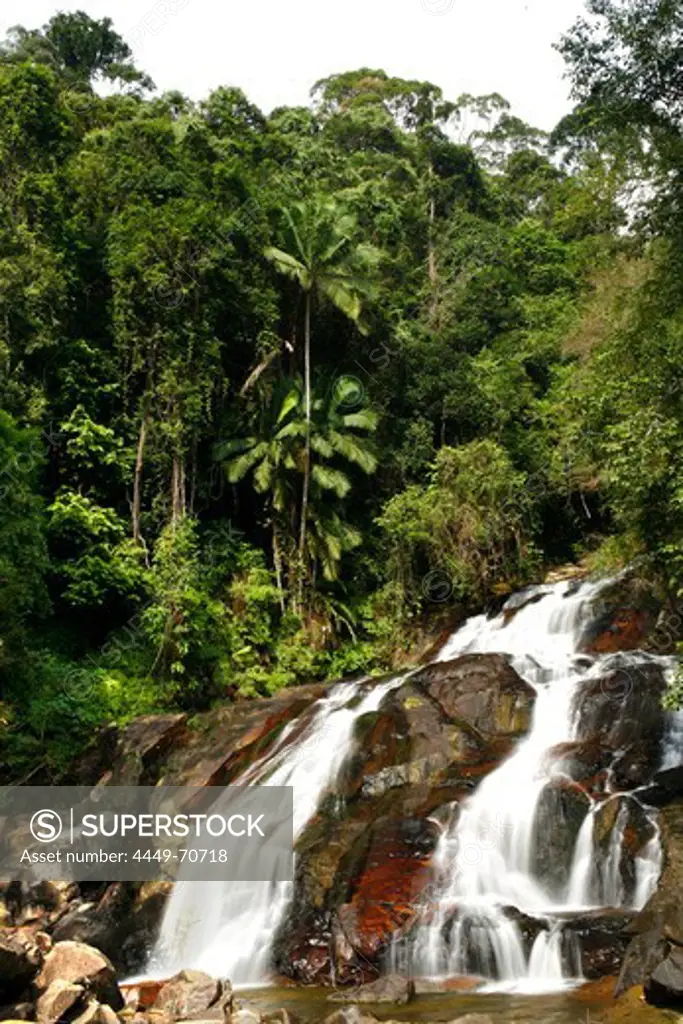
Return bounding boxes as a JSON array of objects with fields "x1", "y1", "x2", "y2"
[
  {"x1": 428, "y1": 162, "x2": 438, "y2": 321},
  {"x1": 428, "y1": 197, "x2": 437, "y2": 287},
  {"x1": 132, "y1": 405, "x2": 149, "y2": 547},
  {"x1": 298, "y1": 290, "x2": 312, "y2": 607},
  {"x1": 171, "y1": 452, "x2": 186, "y2": 527},
  {"x1": 272, "y1": 520, "x2": 286, "y2": 614}
]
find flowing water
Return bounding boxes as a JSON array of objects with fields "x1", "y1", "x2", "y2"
[
  {"x1": 401, "y1": 578, "x2": 668, "y2": 992},
  {"x1": 150, "y1": 674, "x2": 406, "y2": 983},
  {"x1": 151, "y1": 576, "x2": 676, "y2": 994}
]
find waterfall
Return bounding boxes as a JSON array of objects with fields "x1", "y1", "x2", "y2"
[
  {"x1": 149, "y1": 674, "x2": 405, "y2": 984},
  {"x1": 147, "y1": 575, "x2": 672, "y2": 993},
  {"x1": 407, "y1": 578, "x2": 669, "y2": 992}
]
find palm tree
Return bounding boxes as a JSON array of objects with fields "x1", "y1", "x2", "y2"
[
  {"x1": 217, "y1": 381, "x2": 303, "y2": 610},
  {"x1": 218, "y1": 376, "x2": 378, "y2": 610},
  {"x1": 305, "y1": 376, "x2": 378, "y2": 584},
  {"x1": 264, "y1": 197, "x2": 377, "y2": 587}
]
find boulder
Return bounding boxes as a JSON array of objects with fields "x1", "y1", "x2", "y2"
[
  {"x1": 35, "y1": 941, "x2": 122, "y2": 1010},
  {"x1": 51, "y1": 881, "x2": 171, "y2": 976},
  {"x1": 572, "y1": 655, "x2": 666, "y2": 782},
  {"x1": 230, "y1": 1012, "x2": 262, "y2": 1024},
  {"x1": 153, "y1": 969, "x2": 225, "y2": 1020},
  {"x1": 262, "y1": 1011, "x2": 298, "y2": 1024},
  {"x1": 645, "y1": 946, "x2": 683, "y2": 1007},
  {"x1": 413, "y1": 654, "x2": 535, "y2": 738},
  {"x1": 36, "y1": 980, "x2": 85, "y2": 1024},
  {"x1": 578, "y1": 574, "x2": 663, "y2": 654},
  {"x1": 334, "y1": 817, "x2": 439, "y2": 961},
  {"x1": 328, "y1": 973, "x2": 414, "y2": 1005},
  {"x1": 639, "y1": 764, "x2": 683, "y2": 807},
  {"x1": 531, "y1": 779, "x2": 592, "y2": 894},
  {"x1": 592, "y1": 796, "x2": 657, "y2": 907},
  {"x1": 323, "y1": 1011, "x2": 377, "y2": 1024},
  {"x1": 559, "y1": 910, "x2": 636, "y2": 979},
  {"x1": 73, "y1": 1004, "x2": 119, "y2": 1024}
]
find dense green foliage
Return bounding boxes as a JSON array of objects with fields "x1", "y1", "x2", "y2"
[{"x1": 1, "y1": 4, "x2": 682, "y2": 777}]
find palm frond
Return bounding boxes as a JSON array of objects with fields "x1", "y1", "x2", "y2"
[
  {"x1": 328, "y1": 431, "x2": 377, "y2": 474},
  {"x1": 311, "y1": 464, "x2": 351, "y2": 497}
]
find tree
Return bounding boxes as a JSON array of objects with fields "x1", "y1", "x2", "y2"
[
  {"x1": 264, "y1": 198, "x2": 377, "y2": 587},
  {"x1": 220, "y1": 377, "x2": 377, "y2": 608},
  {"x1": 0, "y1": 11, "x2": 153, "y2": 93},
  {"x1": 555, "y1": 0, "x2": 683, "y2": 238},
  {"x1": 0, "y1": 412, "x2": 48, "y2": 679}
]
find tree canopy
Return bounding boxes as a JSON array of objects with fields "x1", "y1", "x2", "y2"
[{"x1": 2, "y1": 4, "x2": 683, "y2": 777}]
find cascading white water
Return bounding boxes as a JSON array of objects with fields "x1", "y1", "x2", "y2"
[
  {"x1": 406, "y1": 578, "x2": 668, "y2": 993},
  {"x1": 149, "y1": 675, "x2": 405, "y2": 984},
  {"x1": 148, "y1": 575, "x2": 673, "y2": 994}
]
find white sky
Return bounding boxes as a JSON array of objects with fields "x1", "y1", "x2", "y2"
[{"x1": 2, "y1": 0, "x2": 586, "y2": 130}]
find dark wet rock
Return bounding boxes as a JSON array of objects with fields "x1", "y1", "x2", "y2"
[
  {"x1": 618, "y1": 799, "x2": 683, "y2": 1004},
  {"x1": 593, "y1": 797, "x2": 657, "y2": 907},
  {"x1": 413, "y1": 654, "x2": 535, "y2": 738},
  {"x1": 50, "y1": 882, "x2": 170, "y2": 976},
  {"x1": 334, "y1": 817, "x2": 439, "y2": 962},
  {"x1": 328, "y1": 972, "x2": 414, "y2": 1005},
  {"x1": 579, "y1": 575, "x2": 663, "y2": 654},
  {"x1": 640, "y1": 764, "x2": 683, "y2": 807},
  {"x1": 559, "y1": 910, "x2": 637, "y2": 979},
  {"x1": 531, "y1": 779, "x2": 592, "y2": 894},
  {"x1": 645, "y1": 945, "x2": 683, "y2": 1007},
  {"x1": 545, "y1": 740, "x2": 612, "y2": 798},
  {"x1": 572, "y1": 655, "x2": 666, "y2": 785},
  {"x1": 0, "y1": 932, "x2": 42, "y2": 1001},
  {"x1": 273, "y1": 659, "x2": 535, "y2": 985},
  {"x1": 0, "y1": 1001, "x2": 34, "y2": 1020}
]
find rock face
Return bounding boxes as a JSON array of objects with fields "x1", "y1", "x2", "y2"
[
  {"x1": 571, "y1": 655, "x2": 667, "y2": 792},
  {"x1": 415, "y1": 654, "x2": 535, "y2": 737},
  {"x1": 272, "y1": 654, "x2": 536, "y2": 985},
  {"x1": 578, "y1": 573, "x2": 664, "y2": 654},
  {"x1": 617, "y1": 798, "x2": 683, "y2": 1006},
  {"x1": 531, "y1": 780, "x2": 592, "y2": 894},
  {"x1": 561, "y1": 910, "x2": 636, "y2": 979}
]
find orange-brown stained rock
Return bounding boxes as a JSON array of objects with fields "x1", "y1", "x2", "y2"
[
  {"x1": 584, "y1": 609, "x2": 649, "y2": 654},
  {"x1": 337, "y1": 818, "x2": 439, "y2": 961},
  {"x1": 572, "y1": 975, "x2": 619, "y2": 1003},
  {"x1": 120, "y1": 979, "x2": 165, "y2": 1010}
]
